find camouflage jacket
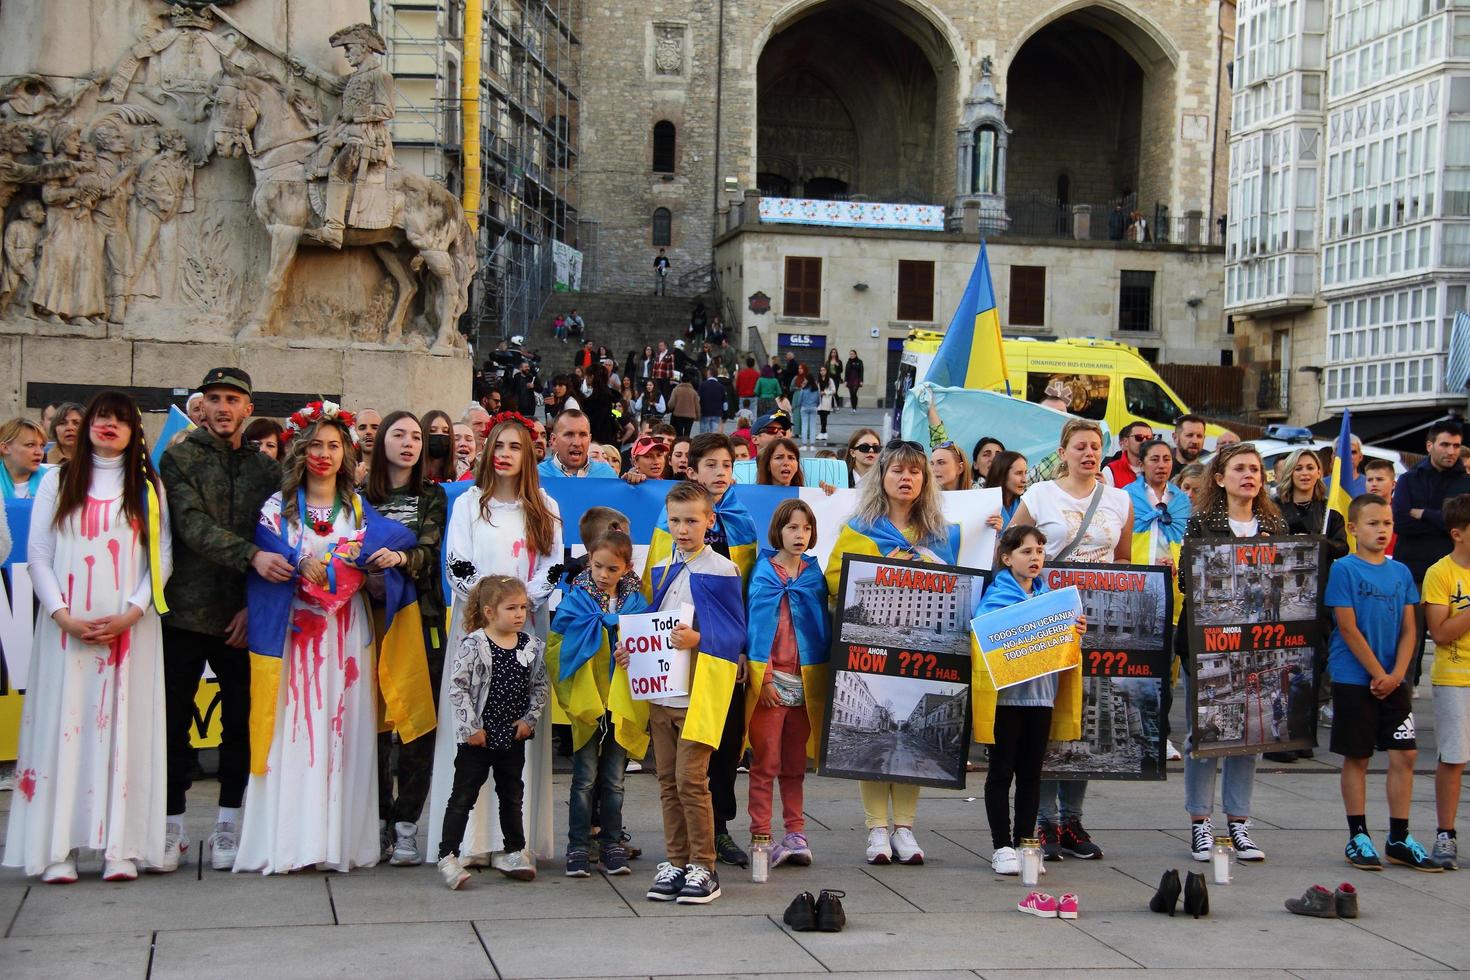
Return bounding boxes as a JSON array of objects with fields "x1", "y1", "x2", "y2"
[
  {"x1": 160, "y1": 425, "x2": 282, "y2": 636},
  {"x1": 370, "y1": 480, "x2": 449, "y2": 663}
]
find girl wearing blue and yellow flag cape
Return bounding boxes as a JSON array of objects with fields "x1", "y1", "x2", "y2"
[
  {"x1": 745, "y1": 501, "x2": 829, "y2": 869},
  {"x1": 236, "y1": 406, "x2": 405, "y2": 875},
  {"x1": 547, "y1": 529, "x2": 648, "y2": 876},
  {"x1": 826, "y1": 438, "x2": 959, "y2": 867},
  {"x1": 971, "y1": 524, "x2": 1083, "y2": 877},
  {"x1": 4, "y1": 392, "x2": 172, "y2": 882}
]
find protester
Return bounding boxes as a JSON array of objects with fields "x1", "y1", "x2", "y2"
[
  {"x1": 757, "y1": 437, "x2": 805, "y2": 488},
  {"x1": 46, "y1": 402, "x2": 82, "y2": 464},
  {"x1": 670, "y1": 437, "x2": 691, "y2": 478},
  {"x1": 185, "y1": 391, "x2": 206, "y2": 426},
  {"x1": 421, "y1": 410, "x2": 457, "y2": 483},
  {"x1": 1362, "y1": 458, "x2": 1398, "y2": 557},
  {"x1": 1173, "y1": 462, "x2": 1207, "y2": 507},
  {"x1": 1276, "y1": 447, "x2": 1349, "y2": 559},
  {"x1": 669, "y1": 376, "x2": 699, "y2": 439},
  {"x1": 1011, "y1": 418, "x2": 1135, "y2": 862},
  {"x1": 1393, "y1": 421, "x2": 1470, "y2": 678},
  {"x1": 930, "y1": 437, "x2": 972, "y2": 492},
  {"x1": 816, "y1": 366, "x2": 838, "y2": 443},
  {"x1": 827, "y1": 440, "x2": 956, "y2": 865},
  {"x1": 0, "y1": 416, "x2": 48, "y2": 498},
  {"x1": 539, "y1": 409, "x2": 617, "y2": 479},
  {"x1": 845, "y1": 428, "x2": 882, "y2": 487},
  {"x1": 844, "y1": 349, "x2": 864, "y2": 410},
  {"x1": 1172, "y1": 414, "x2": 1207, "y2": 470},
  {"x1": 355, "y1": 408, "x2": 382, "y2": 465},
  {"x1": 159, "y1": 368, "x2": 282, "y2": 872},
  {"x1": 973, "y1": 437, "x2": 1005, "y2": 486},
  {"x1": 985, "y1": 451, "x2": 1029, "y2": 532},
  {"x1": 452, "y1": 422, "x2": 476, "y2": 478},
  {"x1": 1102, "y1": 421, "x2": 1153, "y2": 488},
  {"x1": 242, "y1": 417, "x2": 283, "y2": 460},
  {"x1": 1420, "y1": 492, "x2": 1470, "y2": 870},
  {"x1": 3, "y1": 391, "x2": 171, "y2": 882},
  {"x1": 628, "y1": 435, "x2": 669, "y2": 479},
  {"x1": 364, "y1": 411, "x2": 449, "y2": 867},
  {"x1": 633, "y1": 379, "x2": 665, "y2": 420}
]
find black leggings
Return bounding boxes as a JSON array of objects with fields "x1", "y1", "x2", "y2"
[
  {"x1": 673, "y1": 417, "x2": 693, "y2": 439},
  {"x1": 818, "y1": 410, "x2": 830, "y2": 434},
  {"x1": 985, "y1": 705, "x2": 1053, "y2": 850},
  {"x1": 438, "y1": 740, "x2": 527, "y2": 858},
  {"x1": 708, "y1": 682, "x2": 747, "y2": 834}
]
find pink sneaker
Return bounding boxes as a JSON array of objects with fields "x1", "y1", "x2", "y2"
[
  {"x1": 1017, "y1": 891, "x2": 1059, "y2": 918},
  {"x1": 1058, "y1": 893, "x2": 1079, "y2": 919}
]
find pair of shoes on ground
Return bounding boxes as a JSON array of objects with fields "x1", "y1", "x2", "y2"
[
  {"x1": 565, "y1": 844, "x2": 631, "y2": 877},
  {"x1": 991, "y1": 846, "x2": 1046, "y2": 876},
  {"x1": 1285, "y1": 882, "x2": 1359, "y2": 918},
  {"x1": 1191, "y1": 817, "x2": 1265, "y2": 862},
  {"x1": 783, "y1": 889, "x2": 846, "y2": 931},
  {"x1": 155, "y1": 821, "x2": 238, "y2": 874},
  {"x1": 41, "y1": 851, "x2": 138, "y2": 884},
  {"x1": 380, "y1": 820, "x2": 421, "y2": 866},
  {"x1": 646, "y1": 861, "x2": 720, "y2": 904},
  {"x1": 1037, "y1": 818, "x2": 1104, "y2": 861},
  {"x1": 437, "y1": 848, "x2": 536, "y2": 889},
  {"x1": 1149, "y1": 869, "x2": 1210, "y2": 917},
  {"x1": 1345, "y1": 832, "x2": 1447, "y2": 872},
  {"x1": 865, "y1": 826, "x2": 924, "y2": 865},
  {"x1": 1018, "y1": 891, "x2": 1078, "y2": 919}
]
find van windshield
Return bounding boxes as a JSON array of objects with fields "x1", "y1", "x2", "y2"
[{"x1": 1124, "y1": 377, "x2": 1182, "y2": 425}]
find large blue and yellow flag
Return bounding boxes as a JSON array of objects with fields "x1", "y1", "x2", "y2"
[
  {"x1": 923, "y1": 241, "x2": 1009, "y2": 393},
  {"x1": 642, "y1": 484, "x2": 759, "y2": 590},
  {"x1": 744, "y1": 550, "x2": 831, "y2": 758},
  {"x1": 969, "y1": 568, "x2": 1081, "y2": 744},
  {"x1": 824, "y1": 516, "x2": 960, "y2": 597},
  {"x1": 150, "y1": 405, "x2": 194, "y2": 468},
  {"x1": 546, "y1": 576, "x2": 651, "y2": 756},
  {"x1": 1327, "y1": 409, "x2": 1366, "y2": 549},
  {"x1": 644, "y1": 555, "x2": 747, "y2": 748}
]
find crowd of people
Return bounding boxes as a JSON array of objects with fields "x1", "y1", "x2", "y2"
[{"x1": 0, "y1": 356, "x2": 1464, "y2": 916}]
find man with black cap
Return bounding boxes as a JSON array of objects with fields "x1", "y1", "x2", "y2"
[{"x1": 159, "y1": 368, "x2": 287, "y2": 872}]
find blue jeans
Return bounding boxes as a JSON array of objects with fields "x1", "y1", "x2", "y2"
[
  {"x1": 567, "y1": 726, "x2": 628, "y2": 852},
  {"x1": 699, "y1": 415, "x2": 721, "y2": 434},
  {"x1": 1037, "y1": 779, "x2": 1087, "y2": 825},
  {"x1": 800, "y1": 406, "x2": 818, "y2": 441},
  {"x1": 1183, "y1": 739, "x2": 1256, "y2": 819}
]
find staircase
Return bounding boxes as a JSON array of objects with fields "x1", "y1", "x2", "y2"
[{"x1": 528, "y1": 291, "x2": 720, "y2": 368}]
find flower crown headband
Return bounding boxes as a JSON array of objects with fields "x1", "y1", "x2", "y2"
[
  {"x1": 281, "y1": 400, "x2": 359, "y2": 446},
  {"x1": 482, "y1": 410, "x2": 537, "y2": 437}
]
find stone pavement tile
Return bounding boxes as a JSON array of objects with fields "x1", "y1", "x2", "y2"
[
  {"x1": 7, "y1": 868, "x2": 334, "y2": 936},
  {"x1": 782, "y1": 912, "x2": 1135, "y2": 972},
  {"x1": 979, "y1": 972, "x2": 1296, "y2": 980},
  {"x1": 477, "y1": 913, "x2": 823, "y2": 978},
  {"x1": 0, "y1": 879, "x2": 28, "y2": 929},
  {"x1": 328, "y1": 860, "x2": 636, "y2": 923},
  {"x1": 1334, "y1": 894, "x2": 1470, "y2": 970},
  {"x1": 606, "y1": 863, "x2": 917, "y2": 917},
  {"x1": 1289, "y1": 972, "x2": 1458, "y2": 979},
  {"x1": 659, "y1": 973, "x2": 979, "y2": 980},
  {"x1": 1065, "y1": 910, "x2": 1446, "y2": 971},
  {"x1": 0, "y1": 929, "x2": 153, "y2": 980},
  {"x1": 150, "y1": 922, "x2": 492, "y2": 980}
]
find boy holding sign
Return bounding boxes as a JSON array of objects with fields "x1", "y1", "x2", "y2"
[{"x1": 618, "y1": 482, "x2": 746, "y2": 905}]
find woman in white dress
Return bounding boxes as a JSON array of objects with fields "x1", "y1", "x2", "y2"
[
  {"x1": 4, "y1": 391, "x2": 171, "y2": 882},
  {"x1": 426, "y1": 414, "x2": 562, "y2": 868},
  {"x1": 234, "y1": 407, "x2": 380, "y2": 874}
]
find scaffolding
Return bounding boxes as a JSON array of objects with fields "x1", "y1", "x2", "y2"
[{"x1": 376, "y1": 0, "x2": 581, "y2": 354}]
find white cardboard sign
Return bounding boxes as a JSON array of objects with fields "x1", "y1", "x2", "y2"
[{"x1": 621, "y1": 602, "x2": 693, "y2": 701}]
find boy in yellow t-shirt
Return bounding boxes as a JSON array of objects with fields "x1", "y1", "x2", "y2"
[{"x1": 1421, "y1": 494, "x2": 1470, "y2": 870}]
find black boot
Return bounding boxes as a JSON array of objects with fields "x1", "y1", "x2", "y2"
[
  {"x1": 1149, "y1": 869, "x2": 1181, "y2": 915},
  {"x1": 1184, "y1": 871, "x2": 1210, "y2": 918}
]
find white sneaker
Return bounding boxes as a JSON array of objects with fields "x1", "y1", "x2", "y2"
[
  {"x1": 991, "y1": 846, "x2": 1020, "y2": 875},
  {"x1": 865, "y1": 827, "x2": 892, "y2": 865},
  {"x1": 209, "y1": 823, "x2": 238, "y2": 871},
  {"x1": 42, "y1": 852, "x2": 78, "y2": 884},
  {"x1": 462, "y1": 851, "x2": 492, "y2": 868},
  {"x1": 157, "y1": 828, "x2": 190, "y2": 873},
  {"x1": 438, "y1": 854, "x2": 470, "y2": 890},
  {"x1": 494, "y1": 848, "x2": 537, "y2": 881},
  {"x1": 103, "y1": 858, "x2": 138, "y2": 882},
  {"x1": 1166, "y1": 740, "x2": 1182, "y2": 761},
  {"x1": 891, "y1": 827, "x2": 925, "y2": 865},
  {"x1": 389, "y1": 821, "x2": 421, "y2": 866}
]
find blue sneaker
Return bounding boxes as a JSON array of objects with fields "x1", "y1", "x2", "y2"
[
  {"x1": 1386, "y1": 835, "x2": 1444, "y2": 873},
  {"x1": 1345, "y1": 833, "x2": 1383, "y2": 870}
]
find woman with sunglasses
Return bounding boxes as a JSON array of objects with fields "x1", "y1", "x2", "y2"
[
  {"x1": 845, "y1": 429, "x2": 882, "y2": 487},
  {"x1": 827, "y1": 440, "x2": 959, "y2": 865},
  {"x1": 1010, "y1": 418, "x2": 1135, "y2": 863}
]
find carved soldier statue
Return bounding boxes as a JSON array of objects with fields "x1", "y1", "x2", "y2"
[{"x1": 305, "y1": 23, "x2": 395, "y2": 247}]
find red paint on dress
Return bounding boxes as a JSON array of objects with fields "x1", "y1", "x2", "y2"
[
  {"x1": 106, "y1": 631, "x2": 130, "y2": 670},
  {"x1": 16, "y1": 767, "x2": 37, "y2": 801},
  {"x1": 83, "y1": 555, "x2": 96, "y2": 611},
  {"x1": 107, "y1": 538, "x2": 122, "y2": 589},
  {"x1": 81, "y1": 498, "x2": 107, "y2": 540},
  {"x1": 289, "y1": 607, "x2": 328, "y2": 767},
  {"x1": 343, "y1": 655, "x2": 360, "y2": 689},
  {"x1": 95, "y1": 678, "x2": 109, "y2": 731}
]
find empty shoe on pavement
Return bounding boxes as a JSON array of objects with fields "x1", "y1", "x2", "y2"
[{"x1": 1285, "y1": 884, "x2": 1338, "y2": 918}]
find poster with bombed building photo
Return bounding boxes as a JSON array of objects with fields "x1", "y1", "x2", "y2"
[
  {"x1": 1039, "y1": 563, "x2": 1173, "y2": 781},
  {"x1": 820, "y1": 555, "x2": 986, "y2": 789},
  {"x1": 1184, "y1": 536, "x2": 1327, "y2": 759}
]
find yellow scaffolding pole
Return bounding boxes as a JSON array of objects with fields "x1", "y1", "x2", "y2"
[{"x1": 461, "y1": 0, "x2": 482, "y2": 233}]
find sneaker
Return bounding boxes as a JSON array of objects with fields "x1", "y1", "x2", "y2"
[
  {"x1": 1345, "y1": 833, "x2": 1383, "y2": 870},
  {"x1": 102, "y1": 858, "x2": 138, "y2": 882},
  {"x1": 865, "y1": 827, "x2": 892, "y2": 865},
  {"x1": 494, "y1": 848, "x2": 537, "y2": 881},
  {"x1": 676, "y1": 863, "x2": 721, "y2": 904},
  {"x1": 783, "y1": 891, "x2": 817, "y2": 931},
  {"x1": 438, "y1": 854, "x2": 470, "y2": 890},
  {"x1": 1017, "y1": 891, "x2": 1059, "y2": 917},
  {"x1": 1060, "y1": 818, "x2": 1103, "y2": 859},
  {"x1": 209, "y1": 823, "x2": 239, "y2": 871},
  {"x1": 41, "y1": 853, "x2": 78, "y2": 884},
  {"x1": 1431, "y1": 833, "x2": 1459, "y2": 870},
  {"x1": 379, "y1": 820, "x2": 393, "y2": 862},
  {"x1": 1284, "y1": 884, "x2": 1337, "y2": 918},
  {"x1": 646, "y1": 861, "x2": 686, "y2": 901},
  {"x1": 1057, "y1": 893, "x2": 1079, "y2": 919},
  {"x1": 891, "y1": 827, "x2": 925, "y2": 865},
  {"x1": 565, "y1": 849, "x2": 591, "y2": 878},
  {"x1": 1166, "y1": 740, "x2": 1182, "y2": 761},
  {"x1": 157, "y1": 828, "x2": 190, "y2": 873},
  {"x1": 601, "y1": 844, "x2": 631, "y2": 876},
  {"x1": 389, "y1": 822, "x2": 421, "y2": 866},
  {"x1": 462, "y1": 852, "x2": 492, "y2": 868},
  {"x1": 815, "y1": 888, "x2": 847, "y2": 932},
  {"x1": 1038, "y1": 823, "x2": 1063, "y2": 861},
  {"x1": 1334, "y1": 882, "x2": 1359, "y2": 919},
  {"x1": 1229, "y1": 820, "x2": 1265, "y2": 862},
  {"x1": 1190, "y1": 818, "x2": 1214, "y2": 862},
  {"x1": 1385, "y1": 835, "x2": 1443, "y2": 873},
  {"x1": 736, "y1": 749, "x2": 752, "y2": 773},
  {"x1": 771, "y1": 832, "x2": 812, "y2": 867},
  {"x1": 991, "y1": 846, "x2": 1020, "y2": 875},
  {"x1": 715, "y1": 832, "x2": 748, "y2": 868}
]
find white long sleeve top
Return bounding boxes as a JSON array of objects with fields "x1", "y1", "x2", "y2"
[{"x1": 444, "y1": 485, "x2": 561, "y2": 608}]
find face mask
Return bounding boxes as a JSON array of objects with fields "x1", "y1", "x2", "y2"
[{"x1": 426, "y1": 433, "x2": 452, "y2": 459}]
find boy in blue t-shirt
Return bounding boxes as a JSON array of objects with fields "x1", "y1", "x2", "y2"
[{"x1": 1326, "y1": 494, "x2": 1440, "y2": 872}]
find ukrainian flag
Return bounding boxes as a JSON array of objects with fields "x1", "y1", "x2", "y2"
[
  {"x1": 643, "y1": 558, "x2": 747, "y2": 748},
  {"x1": 923, "y1": 241, "x2": 1009, "y2": 393},
  {"x1": 642, "y1": 486, "x2": 759, "y2": 592},
  {"x1": 1327, "y1": 410, "x2": 1366, "y2": 549},
  {"x1": 744, "y1": 550, "x2": 831, "y2": 758},
  {"x1": 546, "y1": 582, "x2": 652, "y2": 756}
]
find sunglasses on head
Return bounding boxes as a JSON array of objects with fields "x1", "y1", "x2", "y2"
[
  {"x1": 934, "y1": 440, "x2": 957, "y2": 451},
  {"x1": 886, "y1": 439, "x2": 924, "y2": 452}
]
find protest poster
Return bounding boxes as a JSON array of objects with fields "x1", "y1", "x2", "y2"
[
  {"x1": 1038, "y1": 563, "x2": 1174, "y2": 780},
  {"x1": 972, "y1": 586, "x2": 1082, "y2": 690},
  {"x1": 621, "y1": 603, "x2": 694, "y2": 701},
  {"x1": 819, "y1": 555, "x2": 986, "y2": 789},
  {"x1": 1183, "y1": 537, "x2": 1327, "y2": 759}
]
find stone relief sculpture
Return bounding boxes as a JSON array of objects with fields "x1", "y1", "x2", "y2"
[
  {"x1": 0, "y1": 199, "x2": 44, "y2": 308},
  {"x1": 129, "y1": 127, "x2": 195, "y2": 298},
  {"x1": 30, "y1": 123, "x2": 107, "y2": 324},
  {"x1": 654, "y1": 25, "x2": 684, "y2": 77}
]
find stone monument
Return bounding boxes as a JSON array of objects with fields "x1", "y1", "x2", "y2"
[{"x1": 0, "y1": 0, "x2": 472, "y2": 421}]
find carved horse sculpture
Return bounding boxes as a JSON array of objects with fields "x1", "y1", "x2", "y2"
[{"x1": 208, "y1": 64, "x2": 473, "y2": 349}]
